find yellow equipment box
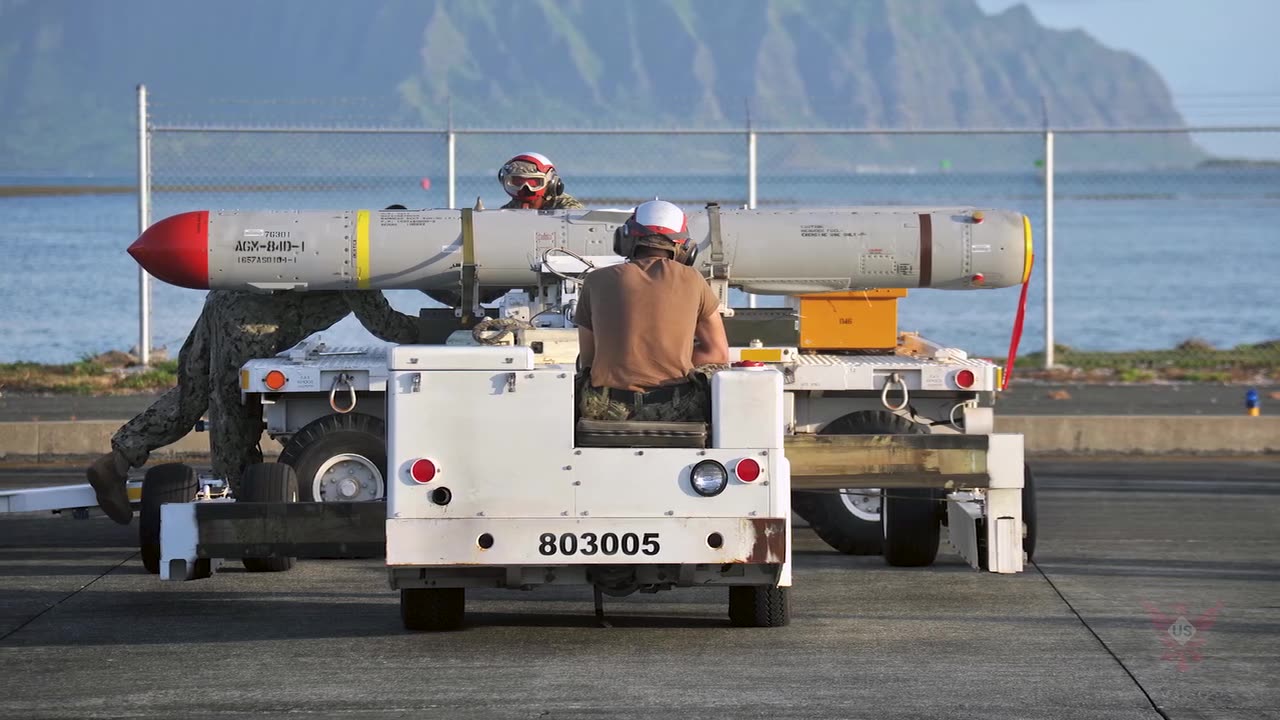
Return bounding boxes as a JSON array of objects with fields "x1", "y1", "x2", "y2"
[{"x1": 797, "y1": 289, "x2": 907, "y2": 351}]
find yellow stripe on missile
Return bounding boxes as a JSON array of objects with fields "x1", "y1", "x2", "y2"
[
  {"x1": 356, "y1": 210, "x2": 371, "y2": 289},
  {"x1": 1021, "y1": 214, "x2": 1034, "y2": 284}
]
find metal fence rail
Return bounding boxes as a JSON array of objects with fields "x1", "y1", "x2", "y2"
[{"x1": 135, "y1": 86, "x2": 1280, "y2": 382}]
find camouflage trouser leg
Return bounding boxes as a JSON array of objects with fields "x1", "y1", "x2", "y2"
[
  {"x1": 207, "y1": 321, "x2": 279, "y2": 494},
  {"x1": 111, "y1": 303, "x2": 213, "y2": 468},
  {"x1": 579, "y1": 384, "x2": 709, "y2": 422},
  {"x1": 208, "y1": 371, "x2": 264, "y2": 494}
]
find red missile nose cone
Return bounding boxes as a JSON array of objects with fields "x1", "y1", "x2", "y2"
[{"x1": 128, "y1": 211, "x2": 210, "y2": 289}]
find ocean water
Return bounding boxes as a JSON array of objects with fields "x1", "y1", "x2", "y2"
[{"x1": 1, "y1": 170, "x2": 1278, "y2": 364}]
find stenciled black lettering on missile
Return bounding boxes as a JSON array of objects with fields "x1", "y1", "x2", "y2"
[
  {"x1": 237, "y1": 255, "x2": 299, "y2": 265},
  {"x1": 800, "y1": 225, "x2": 864, "y2": 239},
  {"x1": 234, "y1": 239, "x2": 306, "y2": 254},
  {"x1": 918, "y1": 214, "x2": 933, "y2": 287},
  {"x1": 381, "y1": 217, "x2": 431, "y2": 227}
]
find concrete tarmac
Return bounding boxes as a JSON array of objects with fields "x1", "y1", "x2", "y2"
[{"x1": 0, "y1": 459, "x2": 1277, "y2": 719}]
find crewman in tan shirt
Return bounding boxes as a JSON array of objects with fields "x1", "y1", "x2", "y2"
[{"x1": 574, "y1": 200, "x2": 729, "y2": 422}]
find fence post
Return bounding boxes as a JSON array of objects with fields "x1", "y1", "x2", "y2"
[
  {"x1": 746, "y1": 105, "x2": 758, "y2": 308},
  {"x1": 447, "y1": 103, "x2": 457, "y2": 210},
  {"x1": 136, "y1": 84, "x2": 152, "y2": 366},
  {"x1": 1043, "y1": 128, "x2": 1055, "y2": 369},
  {"x1": 447, "y1": 131, "x2": 456, "y2": 209}
]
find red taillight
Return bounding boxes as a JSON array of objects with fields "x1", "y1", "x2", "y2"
[
  {"x1": 263, "y1": 370, "x2": 287, "y2": 390},
  {"x1": 955, "y1": 369, "x2": 976, "y2": 389},
  {"x1": 735, "y1": 457, "x2": 762, "y2": 482},
  {"x1": 410, "y1": 458, "x2": 437, "y2": 484},
  {"x1": 732, "y1": 360, "x2": 766, "y2": 368}
]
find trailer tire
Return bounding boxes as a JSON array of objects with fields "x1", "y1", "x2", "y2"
[
  {"x1": 239, "y1": 463, "x2": 298, "y2": 573},
  {"x1": 1023, "y1": 463, "x2": 1038, "y2": 562},
  {"x1": 882, "y1": 487, "x2": 943, "y2": 567},
  {"x1": 139, "y1": 463, "x2": 199, "y2": 575},
  {"x1": 728, "y1": 585, "x2": 790, "y2": 627},
  {"x1": 278, "y1": 413, "x2": 386, "y2": 503},
  {"x1": 401, "y1": 588, "x2": 465, "y2": 631},
  {"x1": 792, "y1": 411, "x2": 924, "y2": 555}
]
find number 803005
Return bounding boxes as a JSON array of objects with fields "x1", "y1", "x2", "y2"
[{"x1": 537, "y1": 532, "x2": 659, "y2": 556}]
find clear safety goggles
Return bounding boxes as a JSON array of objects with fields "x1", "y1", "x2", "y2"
[{"x1": 502, "y1": 172, "x2": 548, "y2": 195}]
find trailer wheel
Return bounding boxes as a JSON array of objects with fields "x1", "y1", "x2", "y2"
[
  {"x1": 1023, "y1": 463, "x2": 1038, "y2": 562},
  {"x1": 279, "y1": 413, "x2": 386, "y2": 503},
  {"x1": 792, "y1": 411, "x2": 924, "y2": 555},
  {"x1": 882, "y1": 487, "x2": 943, "y2": 567},
  {"x1": 728, "y1": 585, "x2": 790, "y2": 627},
  {"x1": 139, "y1": 463, "x2": 199, "y2": 575},
  {"x1": 239, "y1": 463, "x2": 298, "y2": 573},
  {"x1": 401, "y1": 588, "x2": 465, "y2": 631}
]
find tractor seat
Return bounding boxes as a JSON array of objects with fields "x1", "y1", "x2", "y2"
[{"x1": 574, "y1": 418, "x2": 708, "y2": 449}]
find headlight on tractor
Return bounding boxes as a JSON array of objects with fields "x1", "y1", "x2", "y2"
[{"x1": 690, "y1": 460, "x2": 729, "y2": 497}]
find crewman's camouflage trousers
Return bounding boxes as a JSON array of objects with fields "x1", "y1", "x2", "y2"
[
  {"x1": 111, "y1": 290, "x2": 419, "y2": 492},
  {"x1": 577, "y1": 364, "x2": 730, "y2": 422},
  {"x1": 578, "y1": 383, "x2": 708, "y2": 422}
]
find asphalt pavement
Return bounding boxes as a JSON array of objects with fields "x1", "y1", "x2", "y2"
[{"x1": 0, "y1": 458, "x2": 1276, "y2": 719}]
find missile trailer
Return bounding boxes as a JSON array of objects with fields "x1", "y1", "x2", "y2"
[
  {"x1": 131, "y1": 205, "x2": 1032, "y2": 629},
  {"x1": 234, "y1": 291, "x2": 1032, "y2": 570}
]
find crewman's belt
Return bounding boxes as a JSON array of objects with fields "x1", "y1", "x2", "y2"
[{"x1": 596, "y1": 382, "x2": 689, "y2": 406}]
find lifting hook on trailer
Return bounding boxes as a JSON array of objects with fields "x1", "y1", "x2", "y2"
[
  {"x1": 880, "y1": 372, "x2": 909, "y2": 412},
  {"x1": 329, "y1": 373, "x2": 357, "y2": 414}
]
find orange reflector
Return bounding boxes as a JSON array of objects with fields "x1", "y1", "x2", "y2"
[{"x1": 264, "y1": 370, "x2": 287, "y2": 391}]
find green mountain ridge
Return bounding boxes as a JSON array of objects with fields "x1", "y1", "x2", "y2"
[{"x1": 0, "y1": 0, "x2": 1200, "y2": 174}]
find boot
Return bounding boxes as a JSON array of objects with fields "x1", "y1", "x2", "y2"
[{"x1": 86, "y1": 450, "x2": 133, "y2": 525}]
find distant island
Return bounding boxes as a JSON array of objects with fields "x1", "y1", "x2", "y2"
[{"x1": 1197, "y1": 158, "x2": 1280, "y2": 169}]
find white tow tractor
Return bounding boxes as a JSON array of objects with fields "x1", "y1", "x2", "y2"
[{"x1": 161, "y1": 344, "x2": 792, "y2": 629}]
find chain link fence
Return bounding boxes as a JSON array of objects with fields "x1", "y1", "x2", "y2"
[
  {"x1": 141, "y1": 94, "x2": 1280, "y2": 382},
  {"x1": 1037, "y1": 130, "x2": 1279, "y2": 383}
]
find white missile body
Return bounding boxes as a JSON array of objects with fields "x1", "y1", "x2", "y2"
[{"x1": 128, "y1": 206, "x2": 1033, "y2": 295}]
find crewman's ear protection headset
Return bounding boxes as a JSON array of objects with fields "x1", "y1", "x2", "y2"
[{"x1": 612, "y1": 214, "x2": 698, "y2": 267}]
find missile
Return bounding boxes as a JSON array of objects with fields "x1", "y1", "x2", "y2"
[{"x1": 128, "y1": 206, "x2": 1032, "y2": 295}]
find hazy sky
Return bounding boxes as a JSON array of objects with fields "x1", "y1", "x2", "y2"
[{"x1": 975, "y1": 0, "x2": 1280, "y2": 158}]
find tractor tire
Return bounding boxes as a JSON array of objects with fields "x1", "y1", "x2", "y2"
[
  {"x1": 278, "y1": 413, "x2": 386, "y2": 503},
  {"x1": 139, "y1": 463, "x2": 199, "y2": 575},
  {"x1": 792, "y1": 411, "x2": 924, "y2": 555},
  {"x1": 882, "y1": 487, "x2": 943, "y2": 567},
  {"x1": 728, "y1": 585, "x2": 791, "y2": 627},
  {"x1": 1023, "y1": 463, "x2": 1038, "y2": 562},
  {"x1": 239, "y1": 463, "x2": 299, "y2": 573}
]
